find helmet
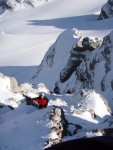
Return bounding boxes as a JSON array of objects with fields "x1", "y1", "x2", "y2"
[{"x1": 40, "y1": 93, "x2": 45, "y2": 96}]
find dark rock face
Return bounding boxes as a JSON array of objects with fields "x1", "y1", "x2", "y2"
[
  {"x1": 45, "y1": 107, "x2": 69, "y2": 147},
  {"x1": 0, "y1": 0, "x2": 47, "y2": 14},
  {"x1": 60, "y1": 57, "x2": 82, "y2": 83},
  {"x1": 45, "y1": 136, "x2": 113, "y2": 150},
  {"x1": 82, "y1": 37, "x2": 102, "y2": 51},
  {"x1": 45, "y1": 106, "x2": 82, "y2": 148},
  {"x1": 60, "y1": 37, "x2": 102, "y2": 83},
  {"x1": 98, "y1": 0, "x2": 113, "y2": 20},
  {"x1": 51, "y1": 107, "x2": 68, "y2": 137},
  {"x1": 92, "y1": 128, "x2": 113, "y2": 136},
  {"x1": 75, "y1": 32, "x2": 113, "y2": 91},
  {"x1": 0, "y1": 0, "x2": 12, "y2": 10}
]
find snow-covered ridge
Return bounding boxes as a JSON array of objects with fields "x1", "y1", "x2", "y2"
[
  {"x1": 0, "y1": 73, "x2": 23, "y2": 108},
  {"x1": 63, "y1": 29, "x2": 113, "y2": 109},
  {"x1": 0, "y1": 72, "x2": 112, "y2": 149},
  {"x1": 0, "y1": 0, "x2": 49, "y2": 14},
  {"x1": 0, "y1": 73, "x2": 50, "y2": 109},
  {"x1": 99, "y1": 0, "x2": 113, "y2": 19},
  {"x1": 0, "y1": 0, "x2": 113, "y2": 149},
  {"x1": 32, "y1": 29, "x2": 113, "y2": 112},
  {"x1": 74, "y1": 30, "x2": 113, "y2": 95}
]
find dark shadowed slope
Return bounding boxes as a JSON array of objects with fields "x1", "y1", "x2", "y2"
[{"x1": 45, "y1": 136, "x2": 113, "y2": 150}]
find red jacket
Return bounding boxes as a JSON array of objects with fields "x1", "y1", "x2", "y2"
[
  {"x1": 38, "y1": 98, "x2": 47, "y2": 106},
  {"x1": 33, "y1": 97, "x2": 48, "y2": 107}
]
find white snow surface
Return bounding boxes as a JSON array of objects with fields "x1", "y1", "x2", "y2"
[
  {"x1": 0, "y1": 78, "x2": 111, "y2": 150},
  {"x1": 0, "y1": 0, "x2": 113, "y2": 150}
]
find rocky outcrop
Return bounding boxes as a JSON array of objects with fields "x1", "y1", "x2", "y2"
[
  {"x1": 75, "y1": 37, "x2": 102, "y2": 52},
  {"x1": 32, "y1": 28, "x2": 81, "y2": 85},
  {"x1": 9, "y1": 77, "x2": 19, "y2": 93},
  {"x1": 87, "y1": 128, "x2": 113, "y2": 137},
  {"x1": 0, "y1": 73, "x2": 26, "y2": 94},
  {"x1": 0, "y1": 73, "x2": 26, "y2": 108},
  {"x1": 60, "y1": 37, "x2": 102, "y2": 83},
  {"x1": 46, "y1": 106, "x2": 82, "y2": 147},
  {"x1": 46, "y1": 107, "x2": 68, "y2": 147},
  {"x1": 0, "y1": 0, "x2": 49, "y2": 14},
  {"x1": 98, "y1": 0, "x2": 113, "y2": 20},
  {"x1": 74, "y1": 31, "x2": 113, "y2": 92}
]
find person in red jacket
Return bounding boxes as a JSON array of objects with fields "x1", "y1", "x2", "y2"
[{"x1": 25, "y1": 93, "x2": 49, "y2": 109}]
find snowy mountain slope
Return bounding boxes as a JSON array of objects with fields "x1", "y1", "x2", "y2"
[
  {"x1": 0, "y1": 0, "x2": 107, "y2": 83},
  {"x1": 0, "y1": 71, "x2": 112, "y2": 149},
  {"x1": 0, "y1": 76, "x2": 112, "y2": 150},
  {"x1": 99, "y1": 0, "x2": 113, "y2": 20},
  {"x1": 63, "y1": 30, "x2": 113, "y2": 110},
  {"x1": 0, "y1": 0, "x2": 49, "y2": 15},
  {"x1": 30, "y1": 3, "x2": 113, "y2": 115},
  {"x1": 31, "y1": 14, "x2": 113, "y2": 88},
  {"x1": 1, "y1": 0, "x2": 113, "y2": 150},
  {"x1": 33, "y1": 27, "x2": 113, "y2": 110}
]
